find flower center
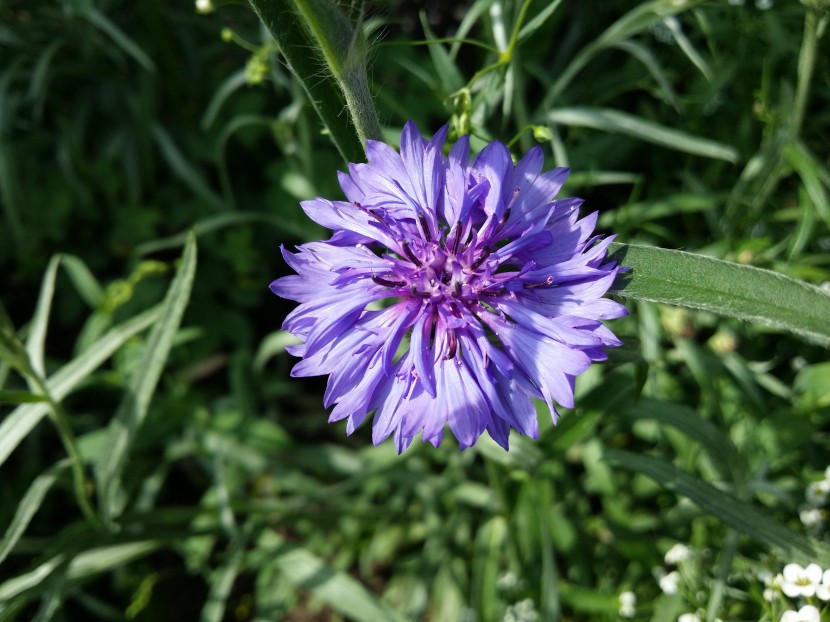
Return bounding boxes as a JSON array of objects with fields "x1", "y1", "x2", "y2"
[{"x1": 403, "y1": 239, "x2": 489, "y2": 306}]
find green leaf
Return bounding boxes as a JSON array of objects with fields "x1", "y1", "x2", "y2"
[
  {"x1": 0, "y1": 542, "x2": 159, "y2": 611},
  {"x1": 136, "y1": 212, "x2": 307, "y2": 256},
  {"x1": 248, "y1": 0, "x2": 381, "y2": 162},
  {"x1": 610, "y1": 243, "x2": 830, "y2": 346},
  {"x1": 97, "y1": 232, "x2": 198, "y2": 525},
  {"x1": 0, "y1": 390, "x2": 48, "y2": 404},
  {"x1": 201, "y1": 535, "x2": 246, "y2": 622},
  {"x1": 419, "y1": 12, "x2": 465, "y2": 95},
  {"x1": 255, "y1": 531, "x2": 411, "y2": 622},
  {"x1": 81, "y1": 8, "x2": 156, "y2": 73},
  {"x1": 604, "y1": 450, "x2": 830, "y2": 567},
  {"x1": 0, "y1": 461, "x2": 70, "y2": 566},
  {"x1": 517, "y1": 0, "x2": 563, "y2": 42},
  {"x1": 25, "y1": 255, "x2": 61, "y2": 378},
  {"x1": 548, "y1": 108, "x2": 738, "y2": 162},
  {"x1": 201, "y1": 68, "x2": 249, "y2": 131},
  {"x1": 152, "y1": 124, "x2": 226, "y2": 211},
  {"x1": 0, "y1": 306, "x2": 161, "y2": 469},
  {"x1": 622, "y1": 399, "x2": 747, "y2": 485},
  {"x1": 60, "y1": 255, "x2": 105, "y2": 309},
  {"x1": 541, "y1": 0, "x2": 704, "y2": 107}
]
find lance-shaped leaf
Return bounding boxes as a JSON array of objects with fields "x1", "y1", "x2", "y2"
[
  {"x1": 610, "y1": 243, "x2": 830, "y2": 347},
  {"x1": 605, "y1": 450, "x2": 830, "y2": 567},
  {"x1": 96, "y1": 232, "x2": 198, "y2": 526}
]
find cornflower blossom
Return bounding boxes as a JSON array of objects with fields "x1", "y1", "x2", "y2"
[
  {"x1": 781, "y1": 563, "x2": 823, "y2": 598},
  {"x1": 271, "y1": 122, "x2": 626, "y2": 451}
]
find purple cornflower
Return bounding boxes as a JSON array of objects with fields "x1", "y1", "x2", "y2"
[{"x1": 271, "y1": 121, "x2": 626, "y2": 452}]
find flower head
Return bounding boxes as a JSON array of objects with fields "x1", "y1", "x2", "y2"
[
  {"x1": 781, "y1": 563, "x2": 823, "y2": 598},
  {"x1": 664, "y1": 543, "x2": 692, "y2": 565},
  {"x1": 781, "y1": 605, "x2": 821, "y2": 622},
  {"x1": 618, "y1": 591, "x2": 636, "y2": 618},
  {"x1": 271, "y1": 122, "x2": 625, "y2": 452},
  {"x1": 659, "y1": 570, "x2": 681, "y2": 595}
]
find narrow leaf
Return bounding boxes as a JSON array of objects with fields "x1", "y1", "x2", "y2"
[
  {"x1": 0, "y1": 306, "x2": 161, "y2": 469},
  {"x1": 610, "y1": 243, "x2": 830, "y2": 346},
  {"x1": 60, "y1": 255, "x2": 105, "y2": 309},
  {"x1": 623, "y1": 399, "x2": 747, "y2": 484},
  {"x1": 25, "y1": 255, "x2": 61, "y2": 378},
  {"x1": 0, "y1": 461, "x2": 69, "y2": 566},
  {"x1": 605, "y1": 449, "x2": 830, "y2": 567},
  {"x1": 256, "y1": 532, "x2": 410, "y2": 622},
  {"x1": 82, "y1": 8, "x2": 156, "y2": 73},
  {"x1": 0, "y1": 390, "x2": 48, "y2": 404},
  {"x1": 517, "y1": 0, "x2": 563, "y2": 42},
  {"x1": 548, "y1": 108, "x2": 738, "y2": 162},
  {"x1": 97, "y1": 232, "x2": 198, "y2": 524},
  {"x1": 152, "y1": 125, "x2": 226, "y2": 211}
]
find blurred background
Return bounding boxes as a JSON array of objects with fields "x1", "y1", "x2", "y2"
[{"x1": 1, "y1": 0, "x2": 829, "y2": 620}]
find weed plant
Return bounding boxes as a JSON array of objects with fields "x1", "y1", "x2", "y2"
[{"x1": 1, "y1": 0, "x2": 829, "y2": 620}]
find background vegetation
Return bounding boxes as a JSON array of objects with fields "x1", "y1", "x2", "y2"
[{"x1": 1, "y1": 0, "x2": 830, "y2": 620}]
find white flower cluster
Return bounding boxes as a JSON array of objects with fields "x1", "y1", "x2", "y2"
[
  {"x1": 761, "y1": 562, "x2": 830, "y2": 621},
  {"x1": 781, "y1": 605, "x2": 820, "y2": 622},
  {"x1": 801, "y1": 467, "x2": 830, "y2": 536},
  {"x1": 655, "y1": 542, "x2": 694, "y2": 597},
  {"x1": 503, "y1": 599, "x2": 539, "y2": 622},
  {"x1": 618, "y1": 591, "x2": 636, "y2": 618}
]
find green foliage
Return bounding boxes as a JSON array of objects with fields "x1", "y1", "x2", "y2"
[{"x1": 2, "y1": 0, "x2": 830, "y2": 620}]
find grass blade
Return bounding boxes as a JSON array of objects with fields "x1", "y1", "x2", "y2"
[
  {"x1": 25, "y1": 256, "x2": 61, "y2": 378},
  {"x1": 152, "y1": 124, "x2": 226, "y2": 211},
  {"x1": 97, "y1": 232, "x2": 198, "y2": 525},
  {"x1": 256, "y1": 532, "x2": 411, "y2": 622},
  {"x1": 605, "y1": 449, "x2": 830, "y2": 567},
  {"x1": 610, "y1": 243, "x2": 830, "y2": 346},
  {"x1": 0, "y1": 460, "x2": 70, "y2": 566},
  {"x1": 82, "y1": 8, "x2": 156, "y2": 73},
  {"x1": 0, "y1": 306, "x2": 161, "y2": 469},
  {"x1": 60, "y1": 255, "x2": 104, "y2": 309},
  {"x1": 548, "y1": 107, "x2": 738, "y2": 162}
]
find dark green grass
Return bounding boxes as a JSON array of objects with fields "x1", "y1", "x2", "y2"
[{"x1": 1, "y1": 0, "x2": 829, "y2": 620}]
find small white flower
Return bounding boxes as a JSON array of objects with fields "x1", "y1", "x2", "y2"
[
  {"x1": 781, "y1": 563, "x2": 823, "y2": 598},
  {"x1": 755, "y1": 0, "x2": 772, "y2": 8},
  {"x1": 824, "y1": 465, "x2": 830, "y2": 481},
  {"x1": 806, "y1": 480, "x2": 830, "y2": 506},
  {"x1": 195, "y1": 0, "x2": 214, "y2": 13},
  {"x1": 780, "y1": 605, "x2": 821, "y2": 622},
  {"x1": 764, "y1": 588, "x2": 780, "y2": 602},
  {"x1": 801, "y1": 508, "x2": 824, "y2": 528},
  {"x1": 503, "y1": 599, "x2": 539, "y2": 622},
  {"x1": 817, "y1": 568, "x2": 830, "y2": 601},
  {"x1": 497, "y1": 571, "x2": 518, "y2": 591},
  {"x1": 618, "y1": 591, "x2": 636, "y2": 618},
  {"x1": 665, "y1": 543, "x2": 691, "y2": 565},
  {"x1": 660, "y1": 570, "x2": 681, "y2": 595},
  {"x1": 678, "y1": 614, "x2": 701, "y2": 622}
]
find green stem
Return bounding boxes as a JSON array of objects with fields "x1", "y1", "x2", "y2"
[
  {"x1": 291, "y1": 0, "x2": 382, "y2": 145},
  {"x1": 791, "y1": 9, "x2": 824, "y2": 140},
  {"x1": 31, "y1": 374, "x2": 102, "y2": 531}
]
